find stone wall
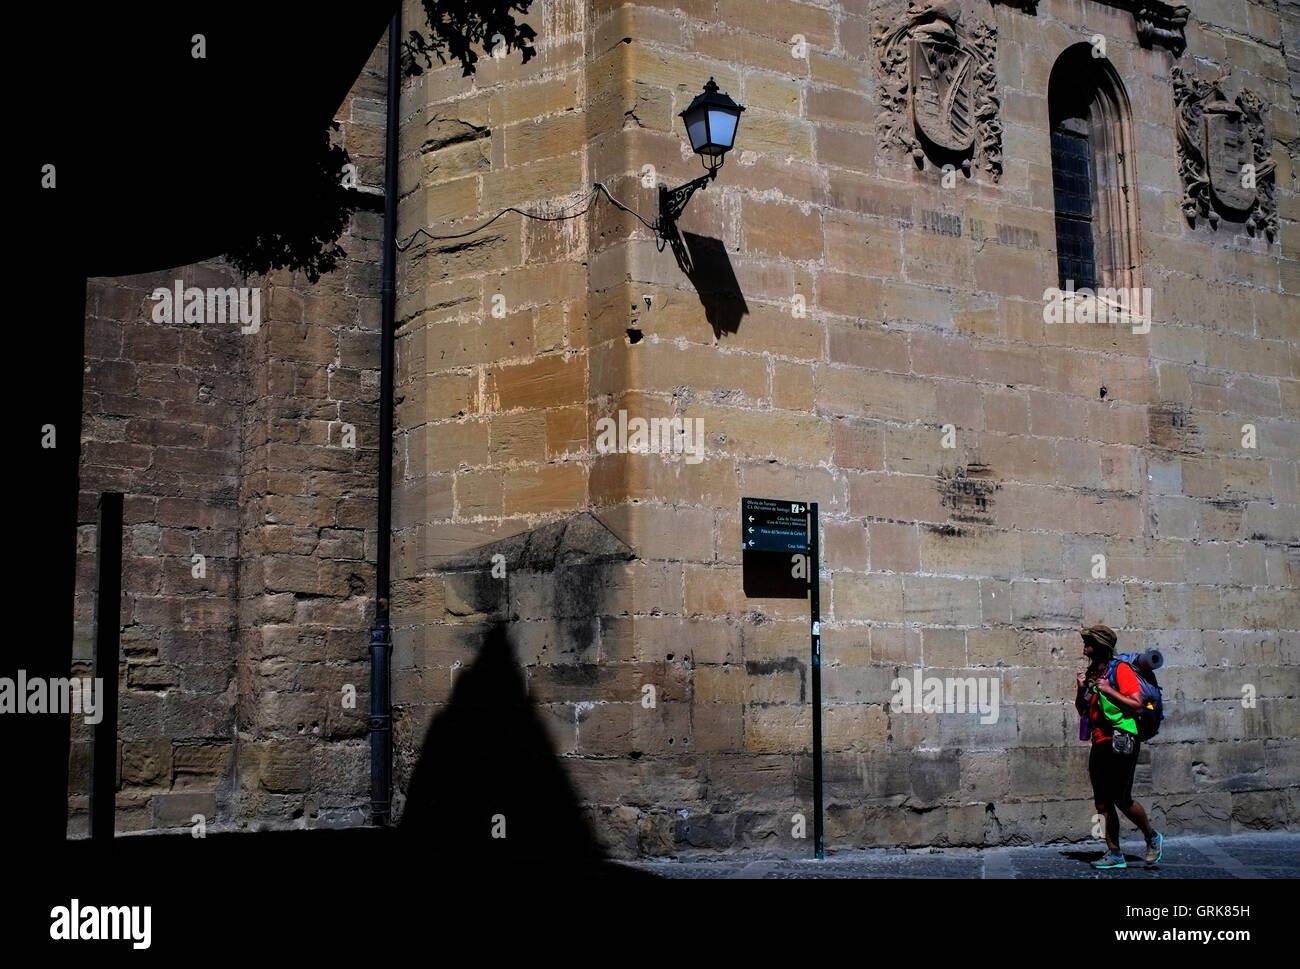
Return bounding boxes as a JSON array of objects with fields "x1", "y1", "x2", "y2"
[
  {"x1": 389, "y1": 0, "x2": 598, "y2": 816},
  {"x1": 393, "y1": 0, "x2": 1299, "y2": 858},
  {"x1": 75, "y1": 264, "x2": 247, "y2": 835},
  {"x1": 230, "y1": 37, "x2": 391, "y2": 829},
  {"x1": 73, "y1": 38, "x2": 389, "y2": 835},
  {"x1": 76, "y1": 0, "x2": 1299, "y2": 854}
]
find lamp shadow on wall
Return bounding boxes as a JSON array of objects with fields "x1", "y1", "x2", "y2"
[
  {"x1": 398, "y1": 620, "x2": 650, "y2": 877},
  {"x1": 666, "y1": 228, "x2": 749, "y2": 339}
]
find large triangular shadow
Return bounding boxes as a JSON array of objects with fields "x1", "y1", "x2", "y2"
[{"x1": 399, "y1": 621, "x2": 605, "y2": 864}]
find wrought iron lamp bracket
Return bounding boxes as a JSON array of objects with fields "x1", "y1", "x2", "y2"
[{"x1": 656, "y1": 169, "x2": 717, "y2": 245}]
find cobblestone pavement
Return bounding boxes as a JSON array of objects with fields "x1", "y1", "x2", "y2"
[{"x1": 616, "y1": 831, "x2": 1300, "y2": 879}]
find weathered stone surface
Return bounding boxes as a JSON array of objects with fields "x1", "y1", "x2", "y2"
[
  {"x1": 79, "y1": 3, "x2": 1297, "y2": 855},
  {"x1": 74, "y1": 38, "x2": 388, "y2": 836}
]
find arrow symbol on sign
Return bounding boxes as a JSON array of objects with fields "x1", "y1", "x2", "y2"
[
  {"x1": 748, "y1": 527, "x2": 754, "y2": 533},
  {"x1": 748, "y1": 515, "x2": 754, "y2": 522}
]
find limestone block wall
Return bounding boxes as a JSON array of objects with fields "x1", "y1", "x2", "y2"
[
  {"x1": 390, "y1": 0, "x2": 600, "y2": 817},
  {"x1": 230, "y1": 36, "x2": 389, "y2": 832},
  {"x1": 68, "y1": 0, "x2": 1300, "y2": 853},
  {"x1": 75, "y1": 0, "x2": 1293, "y2": 852},
  {"x1": 73, "y1": 38, "x2": 389, "y2": 835},
  {"x1": 74, "y1": 263, "x2": 248, "y2": 835},
  {"x1": 393, "y1": 0, "x2": 1298, "y2": 858}
]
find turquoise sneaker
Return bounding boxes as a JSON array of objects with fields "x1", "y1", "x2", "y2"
[
  {"x1": 1093, "y1": 851, "x2": 1127, "y2": 869},
  {"x1": 1146, "y1": 832, "x2": 1163, "y2": 866}
]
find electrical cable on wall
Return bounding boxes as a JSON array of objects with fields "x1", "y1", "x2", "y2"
[{"x1": 394, "y1": 182, "x2": 658, "y2": 252}]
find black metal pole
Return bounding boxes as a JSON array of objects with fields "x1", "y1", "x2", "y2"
[
  {"x1": 369, "y1": 8, "x2": 399, "y2": 827},
  {"x1": 809, "y1": 502, "x2": 822, "y2": 859},
  {"x1": 92, "y1": 492, "x2": 123, "y2": 841}
]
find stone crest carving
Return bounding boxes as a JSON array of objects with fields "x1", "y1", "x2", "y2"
[
  {"x1": 1172, "y1": 67, "x2": 1276, "y2": 241},
  {"x1": 875, "y1": 1, "x2": 1001, "y2": 181},
  {"x1": 1131, "y1": 1, "x2": 1190, "y2": 55},
  {"x1": 987, "y1": 1, "x2": 1188, "y2": 56}
]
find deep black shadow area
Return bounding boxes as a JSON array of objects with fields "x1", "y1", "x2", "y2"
[
  {"x1": 399, "y1": 622, "x2": 604, "y2": 862},
  {"x1": 12, "y1": 624, "x2": 659, "y2": 955},
  {"x1": 742, "y1": 549, "x2": 813, "y2": 599},
  {"x1": 668, "y1": 230, "x2": 749, "y2": 338},
  {"x1": 15, "y1": 825, "x2": 656, "y2": 956}
]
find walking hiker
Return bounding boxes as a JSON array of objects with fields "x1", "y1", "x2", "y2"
[{"x1": 1074, "y1": 624, "x2": 1163, "y2": 869}]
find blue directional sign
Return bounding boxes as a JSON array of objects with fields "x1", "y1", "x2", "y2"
[{"x1": 742, "y1": 497, "x2": 810, "y2": 552}]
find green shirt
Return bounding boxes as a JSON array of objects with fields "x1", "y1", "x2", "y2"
[
  {"x1": 1089, "y1": 661, "x2": 1139, "y2": 741},
  {"x1": 1097, "y1": 689, "x2": 1137, "y2": 737}
]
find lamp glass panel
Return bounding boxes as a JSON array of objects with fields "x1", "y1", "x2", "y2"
[
  {"x1": 706, "y1": 108, "x2": 738, "y2": 150},
  {"x1": 685, "y1": 113, "x2": 709, "y2": 153}
]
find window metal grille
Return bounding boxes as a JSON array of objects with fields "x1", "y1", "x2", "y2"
[{"x1": 1051, "y1": 127, "x2": 1097, "y2": 290}]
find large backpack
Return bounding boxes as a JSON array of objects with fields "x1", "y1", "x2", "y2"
[{"x1": 1108, "y1": 652, "x2": 1165, "y2": 741}]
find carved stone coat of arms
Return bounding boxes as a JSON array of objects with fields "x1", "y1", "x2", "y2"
[
  {"x1": 874, "y1": 0, "x2": 1001, "y2": 180},
  {"x1": 1172, "y1": 67, "x2": 1276, "y2": 240}
]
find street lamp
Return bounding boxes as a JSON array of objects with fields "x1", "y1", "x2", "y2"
[
  {"x1": 657, "y1": 78, "x2": 745, "y2": 241},
  {"x1": 681, "y1": 77, "x2": 745, "y2": 174}
]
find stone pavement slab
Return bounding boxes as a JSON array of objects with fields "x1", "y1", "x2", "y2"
[{"x1": 616, "y1": 831, "x2": 1300, "y2": 879}]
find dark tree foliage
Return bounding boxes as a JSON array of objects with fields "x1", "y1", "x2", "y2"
[
  {"x1": 402, "y1": 0, "x2": 536, "y2": 77},
  {"x1": 224, "y1": 124, "x2": 358, "y2": 284},
  {"x1": 224, "y1": 1, "x2": 535, "y2": 282}
]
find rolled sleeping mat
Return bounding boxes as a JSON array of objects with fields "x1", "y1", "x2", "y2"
[{"x1": 1136, "y1": 649, "x2": 1163, "y2": 674}]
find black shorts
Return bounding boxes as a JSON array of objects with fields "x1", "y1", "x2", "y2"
[{"x1": 1089, "y1": 737, "x2": 1140, "y2": 811}]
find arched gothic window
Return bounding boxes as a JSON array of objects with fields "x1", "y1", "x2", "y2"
[{"x1": 1048, "y1": 45, "x2": 1141, "y2": 299}]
